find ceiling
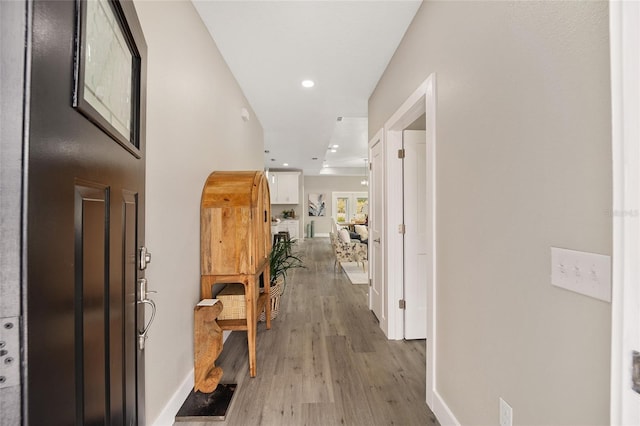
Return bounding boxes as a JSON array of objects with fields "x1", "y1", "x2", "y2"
[{"x1": 192, "y1": 0, "x2": 422, "y2": 176}]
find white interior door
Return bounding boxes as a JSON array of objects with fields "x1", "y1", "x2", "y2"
[
  {"x1": 403, "y1": 130, "x2": 427, "y2": 339},
  {"x1": 370, "y1": 138, "x2": 384, "y2": 323}
]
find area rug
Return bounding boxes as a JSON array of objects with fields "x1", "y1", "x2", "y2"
[{"x1": 341, "y1": 262, "x2": 368, "y2": 285}]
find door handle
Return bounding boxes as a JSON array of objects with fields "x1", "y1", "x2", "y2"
[
  {"x1": 138, "y1": 277, "x2": 156, "y2": 300},
  {"x1": 138, "y1": 299, "x2": 156, "y2": 350},
  {"x1": 137, "y1": 278, "x2": 157, "y2": 350},
  {"x1": 374, "y1": 238, "x2": 381, "y2": 243}
]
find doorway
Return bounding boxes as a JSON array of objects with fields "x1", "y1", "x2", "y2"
[{"x1": 381, "y1": 74, "x2": 437, "y2": 408}]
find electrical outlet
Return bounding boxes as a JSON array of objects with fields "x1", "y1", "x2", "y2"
[{"x1": 500, "y1": 397, "x2": 512, "y2": 426}]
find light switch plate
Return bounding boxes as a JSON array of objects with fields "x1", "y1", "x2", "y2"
[
  {"x1": 551, "y1": 247, "x2": 611, "y2": 302},
  {"x1": 499, "y1": 397, "x2": 512, "y2": 426}
]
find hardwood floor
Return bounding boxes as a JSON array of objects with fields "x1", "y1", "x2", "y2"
[{"x1": 179, "y1": 237, "x2": 438, "y2": 426}]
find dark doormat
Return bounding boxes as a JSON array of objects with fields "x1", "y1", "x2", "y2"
[{"x1": 175, "y1": 383, "x2": 237, "y2": 422}]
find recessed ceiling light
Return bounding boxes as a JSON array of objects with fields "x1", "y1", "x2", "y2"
[
  {"x1": 301, "y1": 80, "x2": 315, "y2": 88},
  {"x1": 264, "y1": 150, "x2": 270, "y2": 154},
  {"x1": 332, "y1": 144, "x2": 339, "y2": 148},
  {"x1": 283, "y1": 163, "x2": 289, "y2": 167},
  {"x1": 330, "y1": 149, "x2": 337, "y2": 153},
  {"x1": 311, "y1": 157, "x2": 318, "y2": 160},
  {"x1": 323, "y1": 164, "x2": 329, "y2": 168}
]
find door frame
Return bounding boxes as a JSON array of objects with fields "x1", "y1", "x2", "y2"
[
  {"x1": 368, "y1": 129, "x2": 386, "y2": 331},
  {"x1": 0, "y1": 0, "x2": 28, "y2": 422},
  {"x1": 382, "y1": 74, "x2": 436, "y2": 339},
  {"x1": 610, "y1": 2, "x2": 640, "y2": 423},
  {"x1": 382, "y1": 74, "x2": 440, "y2": 411}
]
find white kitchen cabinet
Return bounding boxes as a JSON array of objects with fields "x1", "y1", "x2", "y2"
[
  {"x1": 271, "y1": 219, "x2": 299, "y2": 240},
  {"x1": 268, "y1": 172, "x2": 300, "y2": 204},
  {"x1": 280, "y1": 219, "x2": 299, "y2": 240}
]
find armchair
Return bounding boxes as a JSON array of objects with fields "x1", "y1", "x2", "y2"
[{"x1": 329, "y1": 231, "x2": 368, "y2": 271}]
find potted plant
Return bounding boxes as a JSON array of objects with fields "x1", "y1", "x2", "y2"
[{"x1": 260, "y1": 238, "x2": 304, "y2": 321}]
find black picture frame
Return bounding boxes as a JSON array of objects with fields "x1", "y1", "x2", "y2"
[{"x1": 73, "y1": 0, "x2": 142, "y2": 158}]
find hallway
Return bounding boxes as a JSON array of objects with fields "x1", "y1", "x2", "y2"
[{"x1": 182, "y1": 237, "x2": 438, "y2": 425}]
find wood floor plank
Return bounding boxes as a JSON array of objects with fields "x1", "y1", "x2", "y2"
[
  {"x1": 325, "y1": 334, "x2": 376, "y2": 426},
  {"x1": 294, "y1": 402, "x2": 340, "y2": 426},
  {"x1": 301, "y1": 321, "x2": 334, "y2": 404},
  {"x1": 175, "y1": 238, "x2": 439, "y2": 426}
]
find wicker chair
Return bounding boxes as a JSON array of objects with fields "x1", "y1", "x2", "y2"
[{"x1": 329, "y1": 231, "x2": 368, "y2": 271}]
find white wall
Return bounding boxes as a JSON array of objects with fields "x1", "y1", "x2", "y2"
[
  {"x1": 304, "y1": 175, "x2": 367, "y2": 235},
  {"x1": 370, "y1": 1, "x2": 611, "y2": 424},
  {"x1": 134, "y1": 1, "x2": 263, "y2": 423}
]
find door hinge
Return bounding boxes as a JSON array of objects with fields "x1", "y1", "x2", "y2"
[
  {"x1": 369, "y1": 278, "x2": 372, "y2": 287},
  {"x1": 633, "y1": 351, "x2": 640, "y2": 394},
  {"x1": 369, "y1": 162, "x2": 372, "y2": 170},
  {"x1": 397, "y1": 148, "x2": 405, "y2": 159},
  {"x1": 399, "y1": 299, "x2": 406, "y2": 310},
  {"x1": 398, "y1": 224, "x2": 405, "y2": 234}
]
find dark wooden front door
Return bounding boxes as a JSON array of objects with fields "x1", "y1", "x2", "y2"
[{"x1": 26, "y1": 0, "x2": 147, "y2": 424}]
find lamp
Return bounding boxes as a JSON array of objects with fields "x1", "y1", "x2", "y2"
[{"x1": 361, "y1": 158, "x2": 369, "y2": 186}]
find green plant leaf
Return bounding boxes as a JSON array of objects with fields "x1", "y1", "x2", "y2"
[{"x1": 270, "y1": 238, "x2": 305, "y2": 288}]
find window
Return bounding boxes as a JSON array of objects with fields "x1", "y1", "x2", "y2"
[
  {"x1": 336, "y1": 197, "x2": 349, "y2": 223},
  {"x1": 73, "y1": 0, "x2": 141, "y2": 156},
  {"x1": 332, "y1": 192, "x2": 368, "y2": 224}
]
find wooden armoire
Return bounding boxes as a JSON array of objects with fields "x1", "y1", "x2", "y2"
[{"x1": 200, "y1": 171, "x2": 272, "y2": 377}]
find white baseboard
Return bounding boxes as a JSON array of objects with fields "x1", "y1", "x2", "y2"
[
  {"x1": 314, "y1": 233, "x2": 329, "y2": 237},
  {"x1": 432, "y1": 389, "x2": 460, "y2": 426},
  {"x1": 150, "y1": 333, "x2": 231, "y2": 426},
  {"x1": 150, "y1": 369, "x2": 194, "y2": 426}
]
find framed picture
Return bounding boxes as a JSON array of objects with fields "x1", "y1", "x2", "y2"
[
  {"x1": 73, "y1": 0, "x2": 141, "y2": 157},
  {"x1": 308, "y1": 193, "x2": 326, "y2": 216}
]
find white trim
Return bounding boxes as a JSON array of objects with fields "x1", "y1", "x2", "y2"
[
  {"x1": 424, "y1": 74, "x2": 438, "y2": 411},
  {"x1": 610, "y1": 1, "x2": 640, "y2": 424},
  {"x1": 385, "y1": 78, "x2": 431, "y2": 130},
  {"x1": 610, "y1": 0, "x2": 622, "y2": 416},
  {"x1": 383, "y1": 76, "x2": 434, "y2": 341},
  {"x1": 150, "y1": 368, "x2": 194, "y2": 426},
  {"x1": 432, "y1": 389, "x2": 460, "y2": 426},
  {"x1": 382, "y1": 74, "x2": 441, "y2": 415},
  {"x1": 313, "y1": 232, "x2": 330, "y2": 238}
]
